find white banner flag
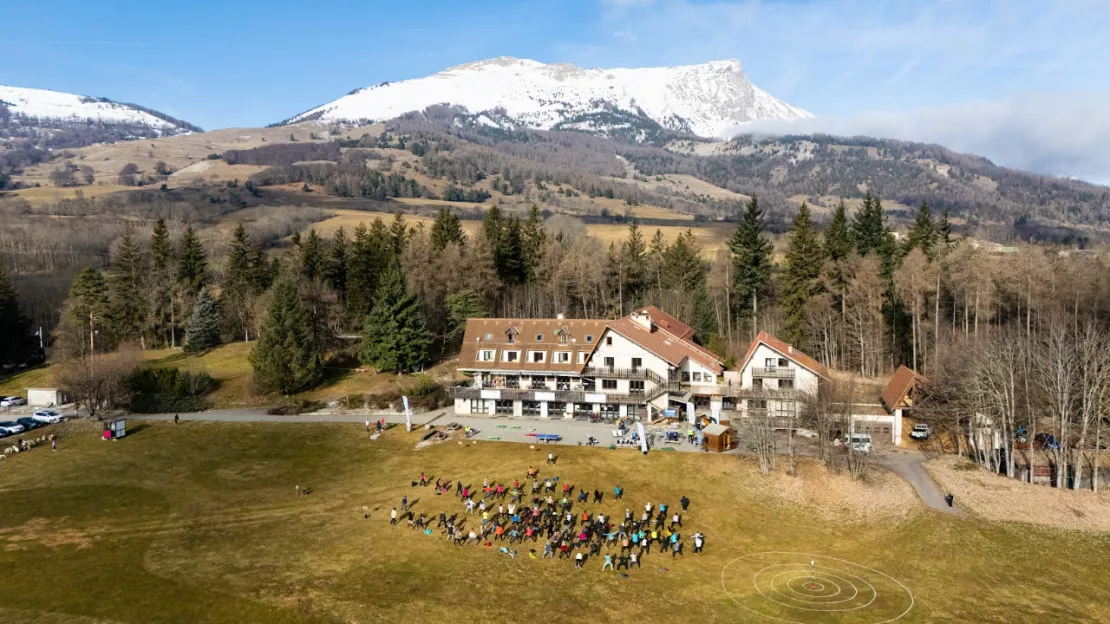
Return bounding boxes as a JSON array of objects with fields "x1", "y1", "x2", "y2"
[
  {"x1": 402, "y1": 395, "x2": 412, "y2": 432},
  {"x1": 686, "y1": 401, "x2": 695, "y2": 424},
  {"x1": 637, "y1": 422, "x2": 648, "y2": 454}
]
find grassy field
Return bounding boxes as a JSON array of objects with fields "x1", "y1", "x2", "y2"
[
  {"x1": 0, "y1": 420, "x2": 1107, "y2": 623},
  {"x1": 0, "y1": 343, "x2": 442, "y2": 410}
]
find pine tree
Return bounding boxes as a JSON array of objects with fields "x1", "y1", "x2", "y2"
[
  {"x1": 298, "y1": 229, "x2": 324, "y2": 281},
  {"x1": 324, "y1": 227, "x2": 349, "y2": 303},
  {"x1": 482, "y1": 204, "x2": 504, "y2": 245},
  {"x1": 0, "y1": 256, "x2": 36, "y2": 366},
  {"x1": 250, "y1": 276, "x2": 324, "y2": 394},
  {"x1": 781, "y1": 203, "x2": 825, "y2": 346},
  {"x1": 729, "y1": 196, "x2": 773, "y2": 327},
  {"x1": 224, "y1": 224, "x2": 260, "y2": 341},
  {"x1": 499, "y1": 218, "x2": 526, "y2": 284},
  {"x1": 445, "y1": 289, "x2": 487, "y2": 345},
  {"x1": 430, "y1": 208, "x2": 465, "y2": 250},
  {"x1": 521, "y1": 204, "x2": 546, "y2": 281},
  {"x1": 662, "y1": 230, "x2": 704, "y2": 292},
  {"x1": 184, "y1": 286, "x2": 221, "y2": 353},
  {"x1": 622, "y1": 221, "x2": 647, "y2": 304},
  {"x1": 824, "y1": 200, "x2": 852, "y2": 262},
  {"x1": 690, "y1": 281, "x2": 718, "y2": 343},
  {"x1": 359, "y1": 261, "x2": 431, "y2": 373},
  {"x1": 850, "y1": 192, "x2": 887, "y2": 256},
  {"x1": 64, "y1": 267, "x2": 112, "y2": 355},
  {"x1": 149, "y1": 219, "x2": 175, "y2": 347},
  {"x1": 936, "y1": 208, "x2": 953, "y2": 255},
  {"x1": 177, "y1": 226, "x2": 207, "y2": 294},
  {"x1": 389, "y1": 212, "x2": 408, "y2": 256},
  {"x1": 648, "y1": 229, "x2": 666, "y2": 292},
  {"x1": 107, "y1": 226, "x2": 148, "y2": 347},
  {"x1": 905, "y1": 201, "x2": 937, "y2": 258}
]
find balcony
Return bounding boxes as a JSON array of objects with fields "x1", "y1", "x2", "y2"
[
  {"x1": 752, "y1": 367, "x2": 795, "y2": 379},
  {"x1": 450, "y1": 385, "x2": 647, "y2": 405},
  {"x1": 582, "y1": 367, "x2": 665, "y2": 384}
]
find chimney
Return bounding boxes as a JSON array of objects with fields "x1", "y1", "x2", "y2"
[
  {"x1": 557, "y1": 313, "x2": 565, "y2": 320},
  {"x1": 631, "y1": 310, "x2": 652, "y2": 331},
  {"x1": 788, "y1": 345, "x2": 794, "y2": 354}
]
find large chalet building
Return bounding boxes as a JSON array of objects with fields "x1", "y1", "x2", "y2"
[{"x1": 451, "y1": 306, "x2": 826, "y2": 423}]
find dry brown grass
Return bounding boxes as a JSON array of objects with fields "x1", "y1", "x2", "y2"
[{"x1": 927, "y1": 456, "x2": 1110, "y2": 531}]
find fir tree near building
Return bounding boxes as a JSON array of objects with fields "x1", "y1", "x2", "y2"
[
  {"x1": 781, "y1": 203, "x2": 826, "y2": 348},
  {"x1": 359, "y1": 261, "x2": 431, "y2": 373},
  {"x1": 184, "y1": 287, "x2": 221, "y2": 353},
  {"x1": 250, "y1": 277, "x2": 325, "y2": 394},
  {"x1": 729, "y1": 196, "x2": 773, "y2": 338}
]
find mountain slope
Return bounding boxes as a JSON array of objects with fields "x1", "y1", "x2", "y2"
[
  {"x1": 0, "y1": 84, "x2": 201, "y2": 149},
  {"x1": 282, "y1": 57, "x2": 810, "y2": 138}
]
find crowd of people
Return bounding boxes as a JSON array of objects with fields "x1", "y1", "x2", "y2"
[{"x1": 387, "y1": 464, "x2": 706, "y2": 572}]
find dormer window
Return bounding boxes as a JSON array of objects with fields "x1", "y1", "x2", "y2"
[
  {"x1": 506, "y1": 327, "x2": 519, "y2": 344},
  {"x1": 556, "y1": 327, "x2": 569, "y2": 345}
]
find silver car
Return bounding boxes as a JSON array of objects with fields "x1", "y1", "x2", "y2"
[
  {"x1": 0, "y1": 396, "x2": 27, "y2": 407},
  {"x1": 31, "y1": 410, "x2": 63, "y2": 424},
  {"x1": 0, "y1": 421, "x2": 26, "y2": 436}
]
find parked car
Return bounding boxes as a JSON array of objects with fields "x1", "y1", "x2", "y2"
[
  {"x1": 0, "y1": 421, "x2": 26, "y2": 436},
  {"x1": 16, "y1": 417, "x2": 42, "y2": 431},
  {"x1": 848, "y1": 433, "x2": 873, "y2": 454},
  {"x1": 1, "y1": 396, "x2": 27, "y2": 407},
  {"x1": 910, "y1": 423, "x2": 932, "y2": 440},
  {"x1": 31, "y1": 410, "x2": 63, "y2": 424}
]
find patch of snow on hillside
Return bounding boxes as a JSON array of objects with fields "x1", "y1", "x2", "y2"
[{"x1": 0, "y1": 85, "x2": 178, "y2": 129}]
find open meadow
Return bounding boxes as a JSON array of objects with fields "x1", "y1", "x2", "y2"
[{"x1": 0, "y1": 420, "x2": 1107, "y2": 623}]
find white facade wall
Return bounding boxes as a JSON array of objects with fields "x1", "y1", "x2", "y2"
[
  {"x1": 739, "y1": 344, "x2": 820, "y2": 397},
  {"x1": 588, "y1": 329, "x2": 672, "y2": 379}
]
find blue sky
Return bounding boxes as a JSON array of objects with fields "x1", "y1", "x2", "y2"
[{"x1": 4, "y1": 0, "x2": 1110, "y2": 180}]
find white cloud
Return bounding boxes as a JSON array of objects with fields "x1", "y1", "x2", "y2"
[{"x1": 738, "y1": 92, "x2": 1110, "y2": 184}]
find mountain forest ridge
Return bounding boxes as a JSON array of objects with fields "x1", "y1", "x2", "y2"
[{"x1": 0, "y1": 56, "x2": 1108, "y2": 238}]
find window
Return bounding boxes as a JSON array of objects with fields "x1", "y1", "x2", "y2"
[
  {"x1": 559, "y1": 333, "x2": 568, "y2": 345},
  {"x1": 555, "y1": 351, "x2": 571, "y2": 363},
  {"x1": 503, "y1": 350, "x2": 519, "y2": 362},
  {"x1": 692, "y1": 372, "x2": 702, "y2": 382},
  {"x1": 606, "y1": 336, "x2": 613, "y2": 346},
  {"x1": 630, "y1": 380, "x2": 644, "y2": 392},
  {"x1": 631, "y1": 357, "x2": 642, "y2": 370},
  {"x1": 586, "y1": 335, "x2": 594, "y2": 343},
  {"x1": 682, "y1": 372, "x2": 691, "y2": 382},
  {"x1": 779, "y1": 379, "x2": 794, "y2": 390},
  {"x1": 602, "y1": 379, "x2": 618, "y2": 390},
  {"x1": 530, "y1": 351, "x2": 546, "y2": 363},
  {"x1": 753, "y1": 378, "x2": 763, "y2": 390},
  {"x1": 506, "y1": 329, "x2": 517, "y2": 344},
  {"x1": 583, "y1": 378, "x2": 595, "y2": 391},
  {"x1": 470, "y1": 399, "x2": 486, "y2": 413},
  {"x1": 604, "y1": 357, "x2": 615, "y2": 369},
  {"x1": 778, "y1": 358, "x2": 788, "y2": 368},
  {"x1": 764, "y1": 357, "x2": 775, "y2": 368},
  {"x1": 578, "y1": 352, "x2": 589, "y2": 364},
  {"x1": 479, "y1": 350, "x2": 495, "y2": 362},
  {"x1": 536, "y1": 334, "x2": 543, "y2": 341},
  {"x1": 485, "y1": 333, "x2": 492, "y2": 340}
]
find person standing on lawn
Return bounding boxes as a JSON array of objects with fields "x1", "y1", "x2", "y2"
[
  {"x1": 390, "y1": 508, "x2": 398, "y2": 525},
  {"x1": 575, "y1": 551, "x2": 584, "y2": 569},
  {"x1": 602, "y1": 553, "x2": 614, "y2": 571},
  {"x1": 680, "y1": 495, "x2": 690, "y2": 512}
]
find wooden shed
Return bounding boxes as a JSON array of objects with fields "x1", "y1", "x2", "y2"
[{"x1": 702, "y1": 423, "x2": 736, "y2": 453}]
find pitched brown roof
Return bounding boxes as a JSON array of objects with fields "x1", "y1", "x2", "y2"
[
  {"x1": 639, "y1": 305, "x2": 695, "y2": 340},
  {"x1": 458, "y1": 318, "x2": 608, "y2": 374},
  {"x1": 881, "y1": 365, "x2": 926, "y2": 413},
  {"x1": 739, "y1": 331, "x2": 829, "y2": 379},
  {"x1": 607, "y1": 316, "x2": 724, "y2": 375}
]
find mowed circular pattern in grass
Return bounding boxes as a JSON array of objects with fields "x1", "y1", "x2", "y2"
[{"x1": 721, "y1": 552, "x2": 913, "y2": 624}]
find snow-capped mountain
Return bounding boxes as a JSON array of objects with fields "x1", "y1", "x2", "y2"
[
  {"x1": 283, "y1": 57, "x2": 810, "y2": 139},
  {"x1": 0, "y1": 84, "x2": 200, "y2": 148}
]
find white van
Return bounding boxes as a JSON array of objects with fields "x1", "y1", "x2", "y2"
[{"x1": 848, "y1": 433, "x2": 872, "y2": 454}]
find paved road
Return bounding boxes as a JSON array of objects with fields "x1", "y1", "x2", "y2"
[
  {"x1": 878, "y1": 449, "x2": 964, "y2": 515},
  {"x1": 134, "y1": 409, "x2": 707, "y2": 453}
]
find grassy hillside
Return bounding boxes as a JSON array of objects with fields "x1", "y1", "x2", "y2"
[{"x1": 0, "y1": 421, "x2": 1107, "y2": 622}]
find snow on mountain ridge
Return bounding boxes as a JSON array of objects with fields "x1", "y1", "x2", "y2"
[
  {"x1": 0, "y1": 84, "x2": 189, "y2": 131},
  {"x1": 286, "y1": 57, "x2": 810, "y2": 138}
]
